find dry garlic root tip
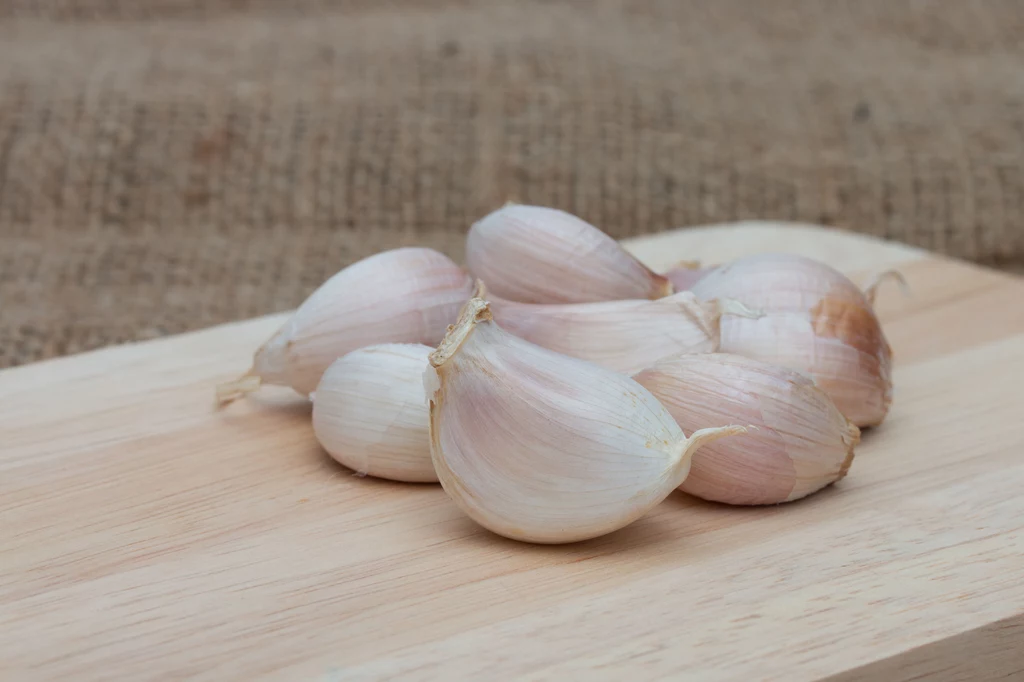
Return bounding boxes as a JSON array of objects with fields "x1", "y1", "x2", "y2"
[
  {"x1": 466, "y1": 204, "x2": 673, "y2": 304},
  {"x1": 312, "y1": 344, "x2": 436, "y2": 483},
  {"x1": 689, "y1": 253, "x2": 894, "y2": 427},
  {"x1": 217, "y1": 247, "x2": 473, "y2": 403},
  {"x1": 425, "y1": 296, "x2": 744, "y2": 544},
  {"x1": 215, "y1": 372, "x2": 261, "y2": 405},
  {"x1": 487, "y1": 291, "x2": 723, "y2": 373},
  {"x1": 634, "y1": 353, "x2": 860, "y2": 506}
]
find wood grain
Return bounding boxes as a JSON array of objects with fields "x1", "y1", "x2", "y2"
[{"x1": 2, "y1": 222, "x2": 1023, "y2": 682}]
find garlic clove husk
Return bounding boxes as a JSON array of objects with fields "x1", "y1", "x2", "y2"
[
  {"x1": 425, "y1": 296, "x2": 744, "y2": 544},
  {"x1": 466, "y1": 204, "x2": 673, "y2": 304},
  {"x1": 312, "y1": 343, "x2": 436, "y2": 483},
  {"x1": 688, "y1": 253, "x2": 893, "y2": 427},
  {"x1": 633, "y1": 353, "x2": 859, "y2": 506},
  {"x1": 487, "y1": 289, "x2": 722, "y2": 374},
  {"x1": 217, "y1": 248, "x2": 473, "y2": 402}
]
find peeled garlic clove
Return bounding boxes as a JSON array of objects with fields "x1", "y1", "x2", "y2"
[
  {"x1": 466, "y1": 204, "x2": 673, "y2": 303},
  {"x1": 689, "y1": 254, "x2": 893, "y2": 427},
  {"x1": 217, "y1": 248, "x2": 473, "y2": 402},
  {"x1": 425, "y1": 296, "x2": 743, "y2": 544},
  {"x1": 488, "y1": 290, "x2": 721, "y2": 374},
  {"x1": 634, "y1": 353, "x2": 860, "y2": 505},
  {"x1": 312, "y1": 344, "x2": 436, "y2": 483}
]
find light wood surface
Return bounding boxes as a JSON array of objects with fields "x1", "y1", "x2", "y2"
[{"x1": 2, "y1": 222, "x2": 1023, "y2": 682}]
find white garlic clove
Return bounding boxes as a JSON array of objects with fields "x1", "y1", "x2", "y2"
[
  {"x1": 633, "y1": 353, "x2": 860, "y2": 506},
  {"x1": 217, "y1": 248, "x2": 473, "y2": 402},
  {"x1": 689, "y1": 253, "x2": 893, "y2": 427},
  {"x1": 488, "y1": 289, "x2": 721, "y2": 374},
  {"x1": 312, "y1": 344, "x2": 436, "y2": 483},
  {"x1": 425, "y1": 296, "x2": 744, "y2": 544},
  {"x1": 466, "y1": 204, "x2": 673, "y2": 303}
]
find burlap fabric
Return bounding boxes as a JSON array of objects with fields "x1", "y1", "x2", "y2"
[{"x1": 1, "y1": 1, "x2": 1022, "y2": 367}]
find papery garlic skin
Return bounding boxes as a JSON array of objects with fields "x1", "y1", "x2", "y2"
[
  {"x1": 488, "y1": 291, "x2": 720, "y2": 374},
  {"x1": 466, "y1": 204, "x2": 673, "y2": 304},
  {"x1": 426, "y1": 298, "x2": 742, "y2": 544},
  {"x1": 634, "y1": 353, "x2": 859, "y2": 505},
  {"x1": 219, "y1": 248, "x2": 473, "y2": 401},
  {"x1": 312, "y1": 344, "x2": 436, "y2": 483},
  {"x1": 689, "y1": 254, "x2": 893, "y2": 427}
]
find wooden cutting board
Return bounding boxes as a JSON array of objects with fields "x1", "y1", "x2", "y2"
[{"x1": 2, "y1": 223, "x2": 1023, "y2": 682}]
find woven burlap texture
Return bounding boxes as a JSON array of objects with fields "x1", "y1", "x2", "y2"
[{"x1": 1, "y1": 0, "x2": 1022, "y2": 367}]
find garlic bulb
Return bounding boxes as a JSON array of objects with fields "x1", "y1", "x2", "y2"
[
  {"x1": 487, "y1": 289, "x2": 722, "y2": 374},
  {"x1": 217, "y1": 248, "x2": 473, "y2": 402},
  {"x1": 466, "y1": 204, "x2": 673, "y2": 303},
  {"x1": 634, "y1": 353, "x2": 860, "y2": 505},
  {"x1": 425, "y1": 296, "x2": 744, "y2": 544},
  {"x1": 312, "y1": 344, "x2": 436, "y2": 483},
  {"x1": 689, "y1": 254, "x2": 893, "y2": 427}
]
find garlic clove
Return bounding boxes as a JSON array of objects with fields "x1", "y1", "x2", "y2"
[
  {"x1": 466, "y1": 204, "x2": 673, "y2": 304},
  {"x1": 634, "y1": 353, "x2": 859, "y2": 506},
  {"x1": 425, "y1": 296, "x2": 744, "y2": 544},
  {"x1": 312, "y1": 343, "x2": 436, "y2": 483},
  {"x1": 217, "y1": 248, "x2": 473, "y2": 402},
  {"x1": 487, "y1": 289, "x2": 722, "y2": 374},
  {"x1": 689, "y1": 253, "x2": 893, "y2": 427}
]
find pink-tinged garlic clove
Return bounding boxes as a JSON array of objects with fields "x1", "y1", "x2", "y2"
[
  {"x1": 486, "y1": 289, "x2": 721, "y2": 374},
  {"x1": 466, "y1": 204, "x2": 673, "y2": 304},
  {"x1": 425, "y1": 296, "x2": 744, "y2": 544},
  {"x1": 217, "y1": 248, "x2": 473, "y2": 402},
  {"x1": 688, "y1": 253, "x2": 893, "y2": 427},
  {"x1": 633, "y1": 353, "x2": 859, "y2": 506}
]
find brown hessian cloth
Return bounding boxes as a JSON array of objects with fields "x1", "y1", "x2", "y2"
[{"x1": 1, "y1": 1, "x2": 1023, "y2": 367}]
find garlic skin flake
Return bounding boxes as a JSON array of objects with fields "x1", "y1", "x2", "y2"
[
  {"x1": 689, "y1": 254, "x2": 893, "y2": 427},
  {"x1": 218, "y1": 248, "x2": 473, "y2": 402},
  {"x1": 634, "y1": 353, "x2": 860, "y2": 506},
  {"x1": 425, "y1": 297, "x2": 743, "y2": 544},
  {"x1": 312, "y1": 344, "x2": 436, "y2": 483},
  {"x1": 466, "y1": 204, "x2": 673, "y2": 304},
  {"x1": 488, "y1": 290, "x2": 721, "y2": 374}
]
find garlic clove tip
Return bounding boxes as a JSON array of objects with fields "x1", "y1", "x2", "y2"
[
  {"x1": 863, "y1": 269, "x2": 910, "y2": 306},
  {"x1": 215, "y1": 371, "x2": 262, "y2": 405},
  {"x1": 672, "y1": 425, "x2": 748, "y2": 485},
  {"x1": 430, "y1": 297, "x2": 491, "y2": 368}
]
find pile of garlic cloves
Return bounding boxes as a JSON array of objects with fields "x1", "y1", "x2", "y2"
[{"x1": 219, "y1": 204, "x2": 896, "y2": 544}]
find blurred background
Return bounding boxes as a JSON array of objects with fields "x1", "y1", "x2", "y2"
[{"x1": 1, "y1": 0, "x2": 1022, "y2": 367}]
